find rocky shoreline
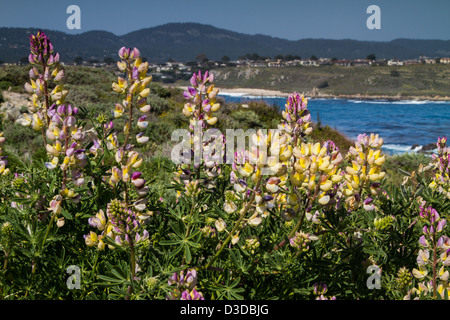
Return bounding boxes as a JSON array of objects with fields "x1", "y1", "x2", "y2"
[
  {"x1": 307, "y1": 91, "x2": 450, "y2": 102},
  {"x1": 167, "y1": 84, "x2": 450, "y2": 101}
]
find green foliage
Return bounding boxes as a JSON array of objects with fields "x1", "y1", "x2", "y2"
[
  {"x1": 310, "y1": 124, "x2": 353, "y2": 154},
  {"x1": 382, "y1": 152, "x2": 431, "y2": 185},
  {"x1": 209, "y1": 64, "x2": 450, "y2": 99},
  {"x1": 0, "y1": 35, "x2": 448, "y2": 302}
]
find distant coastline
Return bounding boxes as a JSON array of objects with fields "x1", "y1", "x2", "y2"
[
  {"x1": 170, "y1": 85, "x2": 450, "y2": 102},
  {"x1": 307, "y1": 92, "x2": 450, "y2": 102},
  {"x1": 215, "y1": 87, "x2": 450, "y2": 102}
]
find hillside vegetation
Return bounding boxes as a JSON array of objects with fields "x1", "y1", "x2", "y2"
[{"x1": 208, "y1": 64, "x2": 450, "y2": 99}]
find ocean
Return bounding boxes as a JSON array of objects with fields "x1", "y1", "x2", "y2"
[{"x1": 218, "y1": 93, "x2": 450, "y2": 155}]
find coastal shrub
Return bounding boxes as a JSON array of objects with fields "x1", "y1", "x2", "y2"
[
  {"x1": 147, "y1": 93, "x2": 171, "y2": 115},
  {"x1": 317, "y1": 80, "x2": 329, "y2": 89},
  {"x1": 0, "y1": 81, "x2": 12, "y2": 91},
  {"x1": 0, "y1": 31, "x2": 449, "y2": 302},
  {"x1": 382, "y1": 152, "x2": 432, "y2": 185},
  {"x1": 0, "y1": 65, "x2": 29, "y2": 89},
  {"x1": 310, "y1": 124, "x2": 354, "y2": 154},
  {"x1": 231, "y1": 109, "x2": 262, "y2": 129}
]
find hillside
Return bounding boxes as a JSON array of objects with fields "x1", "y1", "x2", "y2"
[
  {"x1": 206, "y1": 64, "x2": 450, "y2": 99},
  {"x1": 1, "y1": 23, "x2": 450, "y2": 64}
]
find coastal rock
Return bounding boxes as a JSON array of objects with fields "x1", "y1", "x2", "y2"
[
  {"x1": 410, "y1": 144, "x2": 419, "y2": 150},
  {"x1": 419, "y1": 143, "x2": 437, "y2": 153},
  {"x1": 0, "y1": 91, "x2": 31, "y2": 122},
  {"x1": 0, "y1": 102, "x2": 20, "y2": 121}
]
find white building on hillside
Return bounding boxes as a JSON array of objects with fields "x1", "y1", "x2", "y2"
[
  {"x1": 387, "y1": 59, "x2": 404, "y2": 66},
  {"x1": 300, "y1": 59, "x2": 319, "y2": 66}
]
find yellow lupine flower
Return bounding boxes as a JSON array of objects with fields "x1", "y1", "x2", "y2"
[
  {"x1": 331, "y1": 174, "x2": 343, "y2": 183},
  {"x1": 30, "y1": 113, "x2": 44, "y2": 131},
  {"x1": 311, "y1": 142, "x2": 321, "y2": 155},
  {"x1": 412, "y1": 266, "x2": 428, "y2": 279},
  {"x1": 112, "y1": 77, "x2": 127, "y2": 93},
  {"x1": 300, "y1": 143, "x2": 310, "y2": 156},
  {"x1": 141, "y1": 75, "x2": 153, "y2": 87},
  {"x1": 211, "y1": 103, "x2": 220, "y2": 112},
  {"x1": 318, "y1": 193, "x2": 330, "y2": 205},
  {"x1": 85, "y1": 231, "x2": 98, "y2": 247},
  {"x1": 320, "y1": 179, "x2": 333, "y2": 192},
  {"x1": 290, "y1": 172, "x2": 305, "y2": 186},
  {"x1": 346, "y1": 166, "x2": 358, "y2": 176},
  {"x1": 238, "y1": 162, "x2": 254, "y2": 177},
  {"x1": 139, "y1": 87, "x2": 150, "y2": 98},
  {"x1": 128, "y1": 81, "x2": 139, "y2": 94},
  {"x1": 205, "y1": 116, "x2": 217, "y2": 126}
]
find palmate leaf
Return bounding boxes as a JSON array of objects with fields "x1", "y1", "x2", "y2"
[
  {"x1": 229, "y1": 249, "x2": 251, "y2": 275},
  {"x1": 60, "y1": 207, "x2": 73, "y2": 220},
  {"x1": 95, "y1": 274, "x2": 127, "y2": 287},
  {"x1": 159, "y1": 239, "x2": 183, "y2": 246},
  {"x1": 184, "y1": 245, "x2": 192, "y2": 264},
  {"x1": 94, "y1": 261, "x2": 130, "y2": 287},
  {"x1": 160, "y1": 229, "x2": 202, "y2": 263},
  {"x1": 163, "y1": 241, "x2": 184, "y2": 258},
  {"x1": 209, "y1": 274, "x2": 245, "y2": 300}
]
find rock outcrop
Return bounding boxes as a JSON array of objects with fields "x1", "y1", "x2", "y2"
[{"x1": 0, "y1": 90, "x2": 31, "y2": 123}]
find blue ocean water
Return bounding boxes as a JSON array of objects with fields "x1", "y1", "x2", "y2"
[{"x1": 219, "y1": 94, "x2": 450, "y2": 155}]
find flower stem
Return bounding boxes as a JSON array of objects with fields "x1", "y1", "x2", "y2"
[
  {"x1": 125, "y1": 240, "x2": 136, "y2": 300},
  {"x1": 432, "y1": 232, "x2": 437, "y2": 299},
  {"x1": 25, "y1": 214, "x2": 55, "y2": 298},
  {"x1": 273, "y1": 183, "x2": 319, "y2": 252},
  {"x1": 0, "y1": 248, "x2": 11, "y2": 300},
  {"x1": 203, "y1": 177, "x2": 262, "y2": 270}
]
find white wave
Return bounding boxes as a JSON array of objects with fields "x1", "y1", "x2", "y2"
[
  {"x1": 219, "y1": 93, "x2": 282, "y2": 99},
  {"x1": 382, "y1": 144, "x2": 422, "y2": 153},
  {"x1": 392, "y1": 100, "x2": 429, "y2": 105},
  {"x1": 378, "y1": 100, "x2": 449, "y2": 105},
  {"x1": 345, "y1": 99, "x2": 450, "y2": 105},
  {"x1": 218, "y1": 92, "x2": 247, "y2": 97}
]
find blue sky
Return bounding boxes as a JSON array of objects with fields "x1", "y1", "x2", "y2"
[{"x1": 1, "y1": 0, "x2": 449, "y2": 41}]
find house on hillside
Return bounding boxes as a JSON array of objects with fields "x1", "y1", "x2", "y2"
[
  {"x1": 403, "y1": 59, "x2": 421, "y2": 65},
  {"x1": 236, "y1": 60, "x2": 251, "y2": 67},
  {"x1": 387, "y1": 59, "x2": 404, "y2": 66},
  {"x1": 332, "y1": 60, "x2": 352, "y2": 67},
  {"x1": 372, "y1": 59, "x2": 387, "y2": 66},
  {"x1": 250, "y1": 61, "x2": 266, "y2": 67},
  {"x1": 441, "y1": 57, "x2": 450, "y2": 64},
  {"x1": 285, "y1": 59, "x2": 301, "y2": 67},
  {"x1": 166, "y1": 61, "x2": 188, "y2": 70},
  {"x1": 267, "y1": 59, "x2": 284, "y2": 67},
  {"x1": 300, "y1": 59, "x2": 319, "y2": 67},
  {"x1": 351, "y1": 59, "x2": 372, "y2": 66}
]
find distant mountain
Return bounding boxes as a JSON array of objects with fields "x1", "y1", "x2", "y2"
[{"x1": 1, "y1": 23, "x2": 450, "y2": 64}]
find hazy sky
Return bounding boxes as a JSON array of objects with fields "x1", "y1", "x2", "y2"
[{"x1": 1, "y1": 0, "x2": 449, "y2": 41}]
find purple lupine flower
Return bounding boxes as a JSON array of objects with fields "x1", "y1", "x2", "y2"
[
  {"x1": 118, "y1": 47, "x2": 131, "y2": 59},
  {"x1": 437, "y1": 219, "x2": 447, "y2": 233},
  {"x1": 419, "y1": 235, "x2": 428, "y2": 247},
  {"x1": 181, "y1": 288, "x2": 205, "y2": 300},
  {"x1": 313, "y1": 283, "x2": 328, "y2": 296}
]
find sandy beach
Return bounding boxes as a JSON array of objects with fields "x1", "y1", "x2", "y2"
[
  {"x1": 217, "y1": 87, "x2": 290, "y2": 97},
  {"x1": 217, "y1": 88, "x2": 450, "y2": 101},
  {"x1": 172, "y1": 85, "x2": 289, "y2": 98}
]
